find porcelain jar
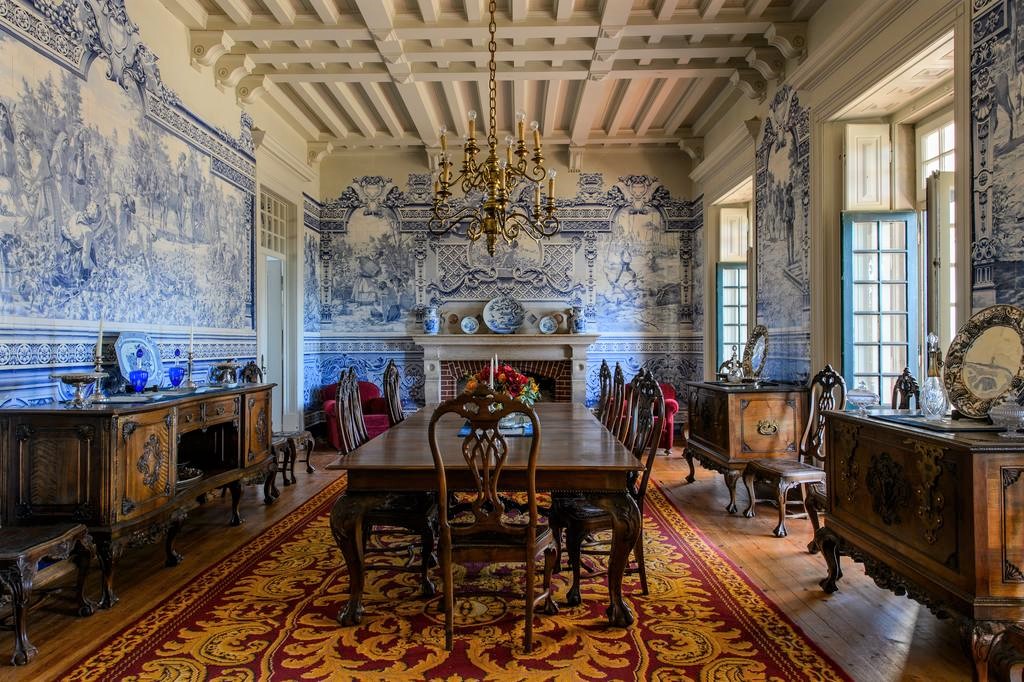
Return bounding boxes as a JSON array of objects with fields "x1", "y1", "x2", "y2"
[
  {"x1": 423, "y1": 305, "x2": 440, "y2": 335},
  {"x1": 569, "y1": 306, "x2": 587, "y2": 334}
]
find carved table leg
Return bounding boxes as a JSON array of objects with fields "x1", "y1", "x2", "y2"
[
  {"x1": 165, "y1": 517, "x2": 185, "y2": 567},
  {"x1": 565, "y1": 523, "x2": 585, "y2": 607},
  {"x1": 583, "y1": 492, "x2": 641, "y2": 627},
  {"x1": 684, "y1": 447, "x2": 696, "y2": 483},
  {"x1": 724, "y1": 470, "x2": 741, "y2": 514},
  {"x1": 303, "y1": 435, "x2": 316, "y2": 473},
  {"x1": 419, "y1": 522, "x2": 436, "y2": 598},
  {"x1": 288, "y1": 440, "x2": 298, "y2": 483},
  {"x1": 816, "y1": 527, "x2": 843, "y2": 594},
  {"x1": 961, "y1": 621, "x2": 1009, "y2": 682},
  {"x1": 330, "y1": 492, "x2": 388, "y2": 626},
  {"x1": 73, "y1": 537, "x2": 96, "y2": 617},
  {"x1": 772, "y1": 481, "x2": 795, "y2": 538},
  {"x1": 228, "y1": 480, "x2": 244, "y2": 526},
  {"x1": 95, "y1": 537, "x2": 120, "y2": 609},
  {"x1": 0, "y1": 559, "x2": 38, "y2": 665},
  {"x1": 263, "y1": 457, "x2": 279, "y2": 505}
]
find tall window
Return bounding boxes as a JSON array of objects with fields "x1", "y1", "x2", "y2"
[
  {"x1": 259, "y1": 190, "x2": 292, "y2": 255},
  {"x1": 918, "y1": 111, "x2": 957, "y2": 350},
  {"x1": 717, "y1": 207, "x2": 749, "y2": 368},
  {"x1": 918, "y1": 117, "x2": 954, "y2": 193}
]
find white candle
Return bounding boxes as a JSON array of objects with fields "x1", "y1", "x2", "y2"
[
  {"x1": 95, "y1": 318, "x2": 103, "y2": 356},
  {"x1": 490, "y1": 355, "x2": 496, "y2": 389},
  {"x1": 189, "y1": 324, "x2": 195, "y2": 354}
]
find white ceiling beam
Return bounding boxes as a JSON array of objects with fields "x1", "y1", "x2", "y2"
[
  {"x1": 511, "y1": 0, "x2": 528, "y2": 23},
  {"x1": 309, "y1": 0, "x2": 340, "y2": 24},
  {"x1": 664, "y1": 78, "x2": 715, "y2": 135},
  {"x1": 541, "y1": 79, "x2": 561, "y2": 137},
  {"x1": 352, "y1": 0, "x2": 396, "y2": 29},
  {"x1": 263, "y1": 81, "x2": 322, "y2": 139},
  {"x1": 607, "y1": 78, "x2": 647, "y2": 135},
  {"x1": 463, "y1": 0, "x2": 483, "y2": 22},
  {"x1": 395, "y1": 81, "x2": 441, "y2": 146},
  {"x1": 262, "y1": 0, "x2": 296, "y2": 24},
  {"x1": 417, "y1": 0, "x2": 441, "y2": 23},
  {"x1": 656, "y1": 0, "x2": 679, "y2": 20},
  {"x1": 555, "y1": 0, "x2": 573, "y2": 21},
  {"x1": 790, "y1": 0, "x2": 826, "y2": 20},
  {"x1": 442, "y1": 81, "x2": 469, "y2": 138},
  {"x1": 325, "y1": 82, "x2": 376, "y2": 138},
  {"x1": 693, "y1": 82, "x2": 740, "y2": 134},
  {"x1": 362, "y1": 82, "x2": 404, "y2": 138},
  {"x1": 636, "y1": 78, "x2": 676, "y2": 136},
  {"x1": 294, "y1": 82, "x2": 349, "y2": 138},
  {"x1": 212, "y1": 0, "x2": 252, "y2": 25},
  {"x1": 744, "y1": 0, "x2": 772, "y2": 18},
  {"x1": 569, "y1": 78, "x2": 611, "y2": 146},
  {"x1": 164, "y1": 0, "x2": 208, "y2": 28},
  {"x1": 699, "y1": 0, "x2": 727, "y2": 19}
]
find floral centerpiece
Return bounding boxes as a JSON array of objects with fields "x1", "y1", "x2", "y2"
[{"x1": 464, "y1": 362, "x2": 541, "y2": 407}]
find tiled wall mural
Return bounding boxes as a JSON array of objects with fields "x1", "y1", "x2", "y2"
[
  {"x1": 971, "y1": 0, "x2": 1024, "y2": 309},
  {"x1": 302, "y1": 172, "x2": 703, "y2": 425},
  {"x1": 0, "y1": 0, "x2": 256, "y2": 407},
  {"x1": 755, "y1": 84, "x2": 811, "y2": 382}
]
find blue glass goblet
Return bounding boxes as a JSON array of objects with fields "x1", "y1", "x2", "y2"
[
  {"x1": 168, "y1": 366, "x2": 185, "y2": 388},
  {"x1": 129, "y1": 369, "x2": 149, "y2": 394}
]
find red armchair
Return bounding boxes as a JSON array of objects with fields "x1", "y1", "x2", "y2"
[{"x1": 322, "y1": 380, "x2": 391, "y2": 450}]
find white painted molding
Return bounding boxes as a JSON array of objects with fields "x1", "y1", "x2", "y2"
[
  {"x1": 252, "y1": 128, "x2": 317, "y2": 182},
  {"x1": 689, "y1": 120, "x2": 757, "y2": 186}
]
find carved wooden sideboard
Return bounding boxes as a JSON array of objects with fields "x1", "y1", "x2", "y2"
[
  {"x1": 684, "y1": 381, "x2": 807, "y2": 513},
  {"x1": 815, "y1": 411, "x2": 1024, "y2": 680},
  {"x1": 0, "y1": 384, "x2": 274, "y2": 608}
]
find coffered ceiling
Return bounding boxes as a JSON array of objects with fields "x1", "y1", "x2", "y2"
[{"x1": 166, "y1": 0, "x2": 825, "y2": 162}]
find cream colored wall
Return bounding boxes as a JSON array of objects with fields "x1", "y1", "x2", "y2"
[{"x1": 694, "y1": 0, "x2": 968, "y2": 377}]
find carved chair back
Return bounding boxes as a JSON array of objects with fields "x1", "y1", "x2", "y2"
[
  {"x1": 623, "y1": 371, "x2": 665, "y2": 512},
  {"x1": 595, "y1": 359, "x2": 612, "y2": 422},
  {"x1": 603, "y1": 362, "x2": 626, "y2": 431},
  {"x1": 891, "y1": 367, "x2": 920, "y2": 410},
  {"x1": 345, "y1": 367, "x2": 370, "y2": 445},
  {"x1": 428, "y1": 385, "x2": 543, "y2": 547},
  {"x1": 383, "y1": 359, "x2": 405, "y2": 425},
  {"x1": 800, "y1": 364, "x2": 847, "y2": 465},
  {"x1": 335, "y1": 369, "x2": 364, "y2": 453},
  {"x1": 616, "y1": 369, "x2": 648, "y2": 447}
]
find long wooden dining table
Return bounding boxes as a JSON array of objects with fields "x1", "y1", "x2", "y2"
[{"x1": 327, "y1": 402, "x2": 645, "y2": 628}]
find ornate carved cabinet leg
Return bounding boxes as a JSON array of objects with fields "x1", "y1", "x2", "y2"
[
  {"x1": 816, "y1": 527, "x2": 843, "y2": 594},
  {"x1": 724, "y1": 470, "x2": 741, "y2": 514},
  {"x1": 72, "y1": 538, "x2": 96, "y2": 617},
  {"x1": 684, "y1": 448, "x2": 696, "y2": 483},
  {"x1": 584, "y1": 492, "x2": 640, "y2": 627},
  {"x1": 228, "y1": 480, "x2": 244, "y2": 526},
  {"x1": 960, "y1": 621, "x2": 1009, "y2": 682},
  {"x1": 772, "y1": 482, "x2": 793, "y2": 538},
  {"x1": 0, "y1": 559, "x2": 38, "y2": 665},
  {"x1": 165, "y1": 517, "x2": 185, "y2": 567},
  {"x1": 742, "y1": 468, "x2": 757, "y2": 518},
  {"x1": 96, "y1": 537, "x2": 120, "y2": 609},
  {"x1": 329, "y1": 492, "x2": 387, "y2": 626}
]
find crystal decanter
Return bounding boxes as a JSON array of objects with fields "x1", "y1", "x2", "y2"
[{"x1": 921, "y1": 332, "x2": 948, "y2": 421}]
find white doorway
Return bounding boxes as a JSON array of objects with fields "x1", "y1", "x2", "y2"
[{"x1": 264, "y1": 255, "x2": 285, "y2": 427}]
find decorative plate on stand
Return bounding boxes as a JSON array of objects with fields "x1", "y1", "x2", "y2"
[
  {"x1": 482, "y1": 296, "x2": 525, "y2": 334},
  {"x1": 114, "y1": 332, "x2": 164, "y2": 389},
  {"x1": 460, "y1": 316, "x2": 480, "y2": 334},
  {"x1": 538, "y1": 315, "x2": 558, "y2": 334}
]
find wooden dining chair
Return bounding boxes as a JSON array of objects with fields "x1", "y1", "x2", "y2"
[
  {"x1": 333, "y1": 370, "x2": 360, "y2": 455},
  {"x1": 550, "y1": 370, "x2": 664, "y2": 604},
  {"x1": 383, "y1": 359, "x2": 405, "y2": 426},
  {"x1": 595, "y1": 360, "x2": 612, "y2": 422},
  {"x1": 615, "y1": 368, "x2": 648, "y2": 448},
  {"x1": 602, "y1": 362, "x2": 626, "y2": 431},
  {"x1": 891, "y1": 367, "x2": 920, "y2": 409},
  {"x1": 345, "y1": 368, "x2": 370, "y2": 446},
  {"x1": 741, "y1": 364, "x2": 847, "y2": 538},
  {"x1": 427, "y1": 385, "x2": 557, "y2": 653}
]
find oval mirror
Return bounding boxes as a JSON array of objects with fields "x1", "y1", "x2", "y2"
[
  {"x1": 944, "y1": 305, "x2": 1024, "y2": 418},
  {"x1": 742, "y1": 325, "x2": 769, "y2": 378}
]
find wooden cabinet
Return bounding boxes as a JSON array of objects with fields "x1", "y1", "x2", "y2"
[
  {"x1": 0, "y1": 384, "x2": 274, "y2": 608},
  {"x1": 817, "y1": 411, "x2": 1024, "y2": 679},
  {"x1": 684, "y1": 381, "x2": 807, "y2": 513}
]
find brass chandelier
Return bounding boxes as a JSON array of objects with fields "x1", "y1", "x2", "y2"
[{"x1": 428, "y1": 0, "x2": 559, "y2": 256}]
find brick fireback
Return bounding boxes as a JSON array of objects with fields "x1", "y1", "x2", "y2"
[{"x1": 440, "y1": 360, "x2": 572, "y2": 402}]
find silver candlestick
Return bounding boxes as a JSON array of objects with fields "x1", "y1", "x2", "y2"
[
  {"x1": 183, "y1": 350, "x2": 198, "y2": 390},
  {"x1": 91, "y1": 348, "x2": 109, "y2": 402},
  {"x1": 53, "y1": 372, "x2": 109, "y2": 408}
]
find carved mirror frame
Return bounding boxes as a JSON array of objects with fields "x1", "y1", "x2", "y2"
[
  {"x1": 943, "y1": 304, "x2": 1024, "y2": 418},
  {"x1": 741, "y1": 325, "x2": 769, "y2": 378}
]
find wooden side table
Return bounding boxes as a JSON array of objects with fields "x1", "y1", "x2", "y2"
[{"x1": 0, "y1": 524, "x2": 95, "y2": 665}]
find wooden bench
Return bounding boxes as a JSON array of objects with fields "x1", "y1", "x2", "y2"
[{"x1": 0, "y1": 524, "x2": 95, "y2": 665}]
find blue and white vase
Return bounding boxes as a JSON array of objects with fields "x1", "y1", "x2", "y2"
[
  {"x1": 569, "y1": 306, "x2": 587, "y2": 334},
  {"x1": 423, "y1": 305, "x2": 440, "y2": 335}
]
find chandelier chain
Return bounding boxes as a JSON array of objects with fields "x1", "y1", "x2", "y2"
[{"x1": 487, "y1": 0, "x2": 497, "y2": 152}]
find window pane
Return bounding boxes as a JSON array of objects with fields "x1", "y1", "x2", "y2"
[
  {"x1": 854, "y1": 284, "x2": 878, "y2": 311},
  {"x1": 854, "y1": 375, "x2": 880, "y2": 396},
  {"x1": 924, "y1": 159, "x2": 940, "y2": 178},
  {"x1": 854, "y1": 222, "x2": 877, "y2": 249},
  {"x1": 855, "y1": 314, "x2": 880, "y2": 342},
  {"x1": 723, "y1": 268, "x2": 737, "y2": 286},
  {"x1": 854, "y1": 253, "x2": 877, "y2": 280},
  {"x1": 880, "y1": 376, "x2": 896, "y2": 404},
  {"x1": 855, "y1": 346, "x2": 879, "y2": 373},
  {"x1": 881, "y1": 314, "x2": 907, "y2": 342},
  {"x1": 880, "y1": 222, "x2": 906, "y2": 250},
  {"x1": 739, "y1": 269, "x2": 747, "y2": 285},
  {"x1": 880, "y1": 253, "x2": 906, "y2": 281},
  {"x1": 924, "y1": 130, "x2": 940, "y2": 159},
  {"x1": 723, "y1": 288, "x2": 738, "y2": 305},
  {"x1": 942, "y1": 122, "x2": 955, "y2": 152},
  {"x1": 723, "y1": 307, "x2": 738, "y2": 324},
  {"x1": 941, "y1": 152, "x2": 955, "y2": 172},
  {"x1": 882, "y1": 346, "x2": 908, "y2": 373},
  {"x1": 880, "y1": 283, "x2": 907, "y2": 310},
  {"x1": 723, "y1": 327, "x2": 738, "y2": 343}
]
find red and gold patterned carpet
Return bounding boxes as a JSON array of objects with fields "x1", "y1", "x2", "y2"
[{"x1": 61, "y1": 476, "x2": 851, "y2": 681}]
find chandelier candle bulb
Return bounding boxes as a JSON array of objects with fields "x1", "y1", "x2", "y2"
[
  {"x1": 531, "y1": 121, "x2": 541, "y2": 148},
  {"x1": 467, "y1": 110, "x2": 476, "y2": 137},
  {"x1": 516, "y1": 111, "x2": 526, "y2": 141}
]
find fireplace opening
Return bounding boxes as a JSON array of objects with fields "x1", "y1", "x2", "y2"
[{"x1": 442, "y1": 360, "x2": 571, "y2": 402}]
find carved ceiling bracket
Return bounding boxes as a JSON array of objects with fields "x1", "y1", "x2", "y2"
[
  {"x1": 189, "y1": 31, "x2": 234, "y2": 69},
  {"x1": 677, "y1": 137, "x2": 704, "y2": 163},
  {"x1": 568, "y1": 145, "x2": 585, "y2": 173},
  {"x1": 307, "y1": 141, "x2": 334, "y2": 165},
  {"x1": 746, "y1": 46, "x2": 786, "y2": 82},
  {"x1": 236, "y1": 74, "x2": 267, "y2": 105},
  {"x1": 765, "y1": 22, "x2": 807, "y2": 63},
  {"x1": 215, "y1": 54, "x2": 255, "y2": 90},
  {"x1": 730, "y1": 69, "x2": 767, "y2": 103}
]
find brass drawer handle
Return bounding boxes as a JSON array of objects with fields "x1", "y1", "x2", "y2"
[
  {"x1": 184, "y1": 413, "x2": 194, "y2": 423},
  {"x1": 757, "y1": 419, "x2": 779, "y2": 436},
  {"x1": 215, "y1": 406, "x2": 226, "y2": 416}
]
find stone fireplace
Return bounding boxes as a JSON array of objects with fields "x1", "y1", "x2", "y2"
[{"x1": 412, "y1": 334, "x2": 600, "y2": 404}]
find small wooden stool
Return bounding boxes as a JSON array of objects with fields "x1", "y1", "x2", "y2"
[
  {"x1": 0, "y1": 524, "x2": 95, "y2": 665},
  {"x1": 265, "y1": 434, "x2": 291, "y2": 505},
  {"x1": 278, "y1": 430, "x2": 316, "y2": 478}
]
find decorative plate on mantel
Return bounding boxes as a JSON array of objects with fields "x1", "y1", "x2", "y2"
[{"x1": 482, "y1": 296, "x2": 525, "y2": 334}]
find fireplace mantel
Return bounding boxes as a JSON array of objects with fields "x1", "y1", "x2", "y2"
[{"x1": 412, "y1": 334, "x2": 600, "y2": 404}]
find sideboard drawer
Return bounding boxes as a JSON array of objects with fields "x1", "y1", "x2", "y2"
[
  {"x1": 177, "y1": 403, "x2": 202, "y2": 433},
  {"x1": 203, "y1": 396, "x2": 239, "y2": 427}
]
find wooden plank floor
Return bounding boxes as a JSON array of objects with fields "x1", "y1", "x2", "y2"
[{"x1": 1, "y1": 447, "x2": 972, "y2": 680}]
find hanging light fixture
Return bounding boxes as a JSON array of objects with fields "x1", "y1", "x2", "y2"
[{"x1": 428, "y1": 0, "x2": 559, "y2": 256}]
